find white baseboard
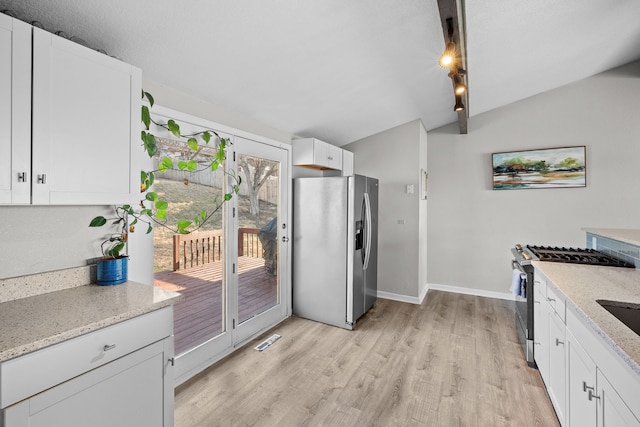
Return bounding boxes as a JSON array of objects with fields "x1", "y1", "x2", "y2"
[
  {"x1": 378, "y1": 283, "x2": 515, "y2": 305},
  {"x1": 377, "y1": 290, "x2": 424, "y2": 305},
  {"x1": 426, "y1": 283, "x2": 515, "y2": 301}
]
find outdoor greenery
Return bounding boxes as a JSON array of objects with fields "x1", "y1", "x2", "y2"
[{"x1": 89, "y1": 91, "x2": 241, "y2": 258}]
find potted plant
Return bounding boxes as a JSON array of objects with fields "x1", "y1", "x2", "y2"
[
  {"x1": 89, "y1": 91, "x2": 240, "y2": 285},
  {"x1": 90, "y1": 205, "x2": 131, "y2": 285}
]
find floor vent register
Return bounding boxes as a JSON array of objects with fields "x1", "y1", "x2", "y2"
[{"x1": 255, "y1": 334, "x2": 281, "y2": 352}]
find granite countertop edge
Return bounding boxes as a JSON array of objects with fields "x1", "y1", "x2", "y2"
[
  {"x1": 0, "y1": 281, "x2": 183, "y2": 363},
  {"x1": 532, "y1": 260, "x2": 640, "y2": 377}
]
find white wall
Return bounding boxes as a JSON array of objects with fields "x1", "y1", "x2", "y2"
[
  {"x1": 427, "y1": 60, "x2": 640, "y2": 295},
  {"x1": 344, "y1": 119, "x2": 427, "y2": 300},
  {"x1": 143, "y1": 79, "x2": 294, "y2": 145},
  {"x1": 0, "y1": 205, "x2": 111, "y2": 280}
]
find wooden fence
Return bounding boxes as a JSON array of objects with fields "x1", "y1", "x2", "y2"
[
  {"x1": 172, "y1": 228, "x2": 263, "y2": 271},
  {"x1": 153, "y1": 159, "x2": 279, "y2": 205}
]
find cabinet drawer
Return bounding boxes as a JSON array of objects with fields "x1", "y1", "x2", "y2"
[
  {"x1": 0, "y1": 307, "x2": 172, "y2": 408},
  {"x1": 546, "y1": 285, "x2": 566, "y2": 323}
]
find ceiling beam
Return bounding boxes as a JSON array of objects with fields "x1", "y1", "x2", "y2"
[{"x1": 437, "y1": 0, "x2": 468, "y2": 134}]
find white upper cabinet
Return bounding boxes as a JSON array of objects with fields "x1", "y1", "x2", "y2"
[
  {"x1": 292, "y1": 138, "x2": 343, "y2": 170},
  {"x1": 31, "y1": 27, "x2": 141, "y2": 205},
  {"x1": 0, "y1": 14, "x2": 31, "y2": 204}
]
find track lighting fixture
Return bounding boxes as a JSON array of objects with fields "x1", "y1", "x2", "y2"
[
  {"x1": 448, "y1": 71, "x2": 467, "y2": 95},
  {"x1": 439, "y1": 42, "x2": 457, "y2": 68},
  {"x1": 454, "y1": 95, "x2": 464, "y2": 112},
  {"x1": 439, "y1": 16, "x2": 468, "y2": 113}
]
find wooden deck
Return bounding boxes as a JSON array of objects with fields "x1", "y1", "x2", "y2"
[{"x1": 154, "y1": 256, "x2": 277, "y2": 356}]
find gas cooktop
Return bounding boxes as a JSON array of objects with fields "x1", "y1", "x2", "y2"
[{"x1": 527, "y1": 245, "x2": 635, "y2": 268}]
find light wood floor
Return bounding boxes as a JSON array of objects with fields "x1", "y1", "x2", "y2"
[{"x1": 174, "y1": 290, "x2": 559, "y2": 427}]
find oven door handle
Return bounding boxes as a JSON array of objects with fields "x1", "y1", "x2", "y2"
[{"x1": 512, "y1": 261, "x2": 525, "y2": 272}]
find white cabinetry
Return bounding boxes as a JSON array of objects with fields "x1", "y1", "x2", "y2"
[
  {"x1": 566, "y1": 327, "x2": 596, "y2": 426},
  {"x1": 31, "y1": 27, "x2": 141, "y2": 205},
  {"x1": 0, "y1": 14, "x2": 31, "y2": 204},
  {"x1": 533, "y1": 275, "x2": 566, "y2": 425},
  {"x1": 534, "y1": 281, "x2": 550, "y2": 384},
  {"x1": 342, "y1": 150, "x2": 354, "y2": 176},
  {"x1": 0, "y1": 20, "x2": 140, "y2": 206},
  {"x1": 534, "y1": 265, "x2": 640, "y2": 427},
  {"x1": 0, "y1": 307, "x2": 174, "y2": 427},
  {"x1": 598, "y1": 368, "x2": 640, "y2": 427},
  {"x1": 292, "y1": 138, "x2": 343, "y2": 170}
]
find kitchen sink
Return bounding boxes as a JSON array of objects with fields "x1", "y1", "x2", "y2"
[{"x1": 597, "y1": 300, "x2": 640, "y2": 337}]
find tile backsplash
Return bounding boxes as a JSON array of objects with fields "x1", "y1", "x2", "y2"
[{"x1": 587, "y1": 232, "x2": 640, "y2": 268}]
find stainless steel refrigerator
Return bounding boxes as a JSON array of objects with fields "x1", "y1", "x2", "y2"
[{"x1": 292, "y1": 175, "x2": 378, "y2": 330}]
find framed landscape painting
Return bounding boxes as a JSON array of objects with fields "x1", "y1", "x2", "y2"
[{"x1": 492, "y1": 146, "x2": 586, "y2": 190}]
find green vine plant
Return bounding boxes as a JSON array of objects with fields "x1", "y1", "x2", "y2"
[{"x1": 89, "y1": 91, "x2": 241, "y2": 258}]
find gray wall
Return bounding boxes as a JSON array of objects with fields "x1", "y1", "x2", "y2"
[
  {"x1": 427, "y1": 60, "x2": 640, "y2": 295},
  {"x1": 344, "y1": 119, "x2": 427, "y2": 300}
]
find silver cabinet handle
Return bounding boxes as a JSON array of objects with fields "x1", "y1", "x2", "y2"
[
  {"x1": 547, "y1": 297, "x2": 556, "y2": 302},
  {"x1": 555, "y1": 338, "x2": 564, "y2": 346},
  {"x1": 17, "y1": 172, "x2": 27, "y2": 182},
  {"x1": 588, "y1": 390, "x2": 601, "y2": 401},
  {"x1": 103, "y1": 344, "x2": 116, "y2": 352},
  {"x1": 37, "y1": 174, "x2": 47, "y2": 184},
  {"x1": 583, "y1": 381, "x2": 594, "y2": 393}
]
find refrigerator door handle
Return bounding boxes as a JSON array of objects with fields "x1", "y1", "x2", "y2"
[{"x1": 363, "y1": 192, "x2": 372, "y2": 270}]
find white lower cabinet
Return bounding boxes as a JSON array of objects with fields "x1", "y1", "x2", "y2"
[
  {"x1": 535, "y1": 267, "x2": 640, "y2": 427},
  {"x1": 0, "y1": 307, "x2": 174, "y2": 427},
  {"x1": 3, "y1": 341, "x2": 168, "y2": 427},
  {"x1": 548, "y1": 311, "x2": 566, "y2": 424},
  {"x1": 534, "y1": 275, "x2": 566, "y2": 425},
  {"x1": 597, "y1": 368, "x2": 640, "y2": 427},
  {"x1": 533, "y1": 281, "x2": 550, "y2": 384},
  {"x1": 566, "y1": 327, "x2": 597, "y2": 427}
]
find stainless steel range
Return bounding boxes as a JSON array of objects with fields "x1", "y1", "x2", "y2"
[{"x1": 510, "y1": 244, "x2": 634, "y2": 367}]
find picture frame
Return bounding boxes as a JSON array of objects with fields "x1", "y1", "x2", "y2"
[
  {"x1": 421, "y1": 169, "x2": 428, "y2": 199},
  {"x1": 492, "y1": 146, "x2": 586, "y2": 190}
]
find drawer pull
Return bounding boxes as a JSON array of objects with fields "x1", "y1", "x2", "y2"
[
  {"x1": 547, "y1": 297, "x2": 556, "y2": 302},
  {"x1": 555, "y1": 338, "x2": 564, "y2": 346},
  {"x1": 103, "y1": 344, "x2": 117, "y2": 352}
]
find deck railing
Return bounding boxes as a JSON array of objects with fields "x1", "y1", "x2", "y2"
[{"x1": 172, "y1": 228, "x2": 263, "y2": 271}]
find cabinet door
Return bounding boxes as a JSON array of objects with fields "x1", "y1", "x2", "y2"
[
  {"x1": 548, "y1": 311, "x2": 566, "y2": 424},
  {"x1": 566, "y1": 328, "x2": 597, "y2": 427},
  {"x1": 0, "y1": 14, "x2": 31, "y2": 204},
  {"x1": 534, "y1": 283, "x2": 550, "y2": 385},
  {"x1": 326, "y1": 143, "x2": 343, "y2": 170},
  {"x1": 31, "y1": 27, "x2": 140, "y2": 205},
  {"x1": 597, "y1": 369, "x2": 640, "y2": 427},
  {"x1": 2, "y1": 339, "x2": 172, "y2": 427}
]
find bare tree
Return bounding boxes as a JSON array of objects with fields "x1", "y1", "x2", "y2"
[{"x1": 238, "y1": 157, "x2": 278, "y2": 216}]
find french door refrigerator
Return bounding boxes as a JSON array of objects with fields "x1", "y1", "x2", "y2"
[{"x1": 292, "y1": 175, "x2": 378, "y2": 329}]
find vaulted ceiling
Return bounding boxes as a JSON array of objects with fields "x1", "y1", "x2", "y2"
[{"x1": 2, "y1": 0, "x2": 640, "y2": 146}]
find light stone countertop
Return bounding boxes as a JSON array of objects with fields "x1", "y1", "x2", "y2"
[
  {"x1": 582, "y1": 228, "x2": 640, "y2": 246},
  {"x1": 0, "y1": 281, "x2": 183, "y2": 363},
  {"x1": 532, "y1": 261, "x2": 640, "y2": 376}
]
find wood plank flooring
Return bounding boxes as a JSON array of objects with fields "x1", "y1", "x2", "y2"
[{"x1": 174, "y1": 290, "x2": 559, "y2": 427}]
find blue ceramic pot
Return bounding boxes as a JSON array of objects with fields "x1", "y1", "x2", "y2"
[{"x1": 96, "y1": 256, "x2": 128, "y2": 286}]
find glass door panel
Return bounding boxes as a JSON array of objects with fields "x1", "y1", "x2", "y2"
[
  {"x1": 152, "y1": 136, "x2": 228, "y2": 355},
  {"x1": 233, "y1": 137, "x2": 289, "y2": 344}
]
